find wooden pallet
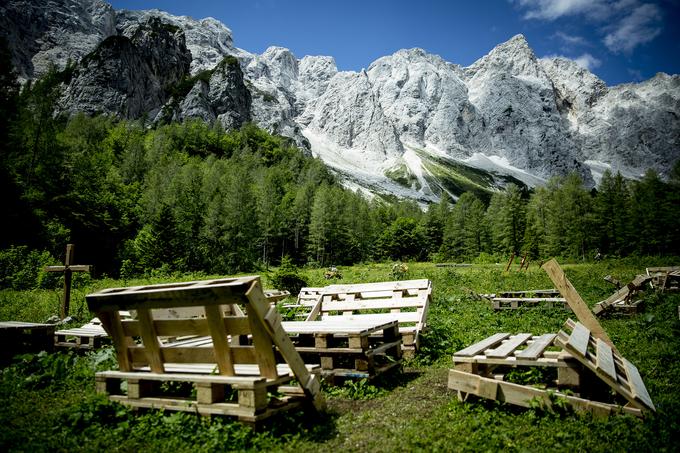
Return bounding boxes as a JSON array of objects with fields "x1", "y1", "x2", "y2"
[
  {"x1": 95, "y1": 363, "x2": 318, "y2": 423},
  {"x1": 452, "y1": 333, "x2": 582, "y2": 389},
  {"x1": 282, "y1": 319, "x2": 402, "y2": 381},
  {"x1": 491, "y1": 297, "x2": 570, "y2": 310},
  {"x1": 592, "y1": 275, "x2": 651, "y2": 316},
  {"x1": 647, "y1": 267, "x2": 680, "y2": 292},
  {"x1": 54, "y1": 320, "x2": 108, "y2": 350},
  {"x1": 305, "y1": 279, "x2": 432, "y2": 358},
  {"x1": 85, "y1": 276, "x2": 325, "y2": 423},
  {"x1": 0, "y1": 321, "x2": 55, "y2": 363},
  {"x1": 279, "y1": 287, "x2": 323, "y2": 320},
  {"x1": 555, "y1": 319, "x2": 655, "y2": 413},
  {"x1": 448, "y1": 370, "x2": 641, "y2": 417}
]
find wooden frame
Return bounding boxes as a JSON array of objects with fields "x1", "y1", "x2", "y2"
[
  {"x1": 304, "y1": 279, "x2": 432, "y2": 358},
  {"x1": 555, "y1": 319, "x2": 655, "y2": 413},
  {"x1": 86, "y1": 276, "x2": 325, "y2": 423}
]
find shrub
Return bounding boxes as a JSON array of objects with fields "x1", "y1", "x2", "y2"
[{"x1": 270, "y1": 256, "x2": 307, "y2": 295}]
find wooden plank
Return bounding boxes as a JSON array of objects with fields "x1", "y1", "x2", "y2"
[
  {"x1": 621, "y1": 358, "x2": 655, "y2": 411},
  {"x1": 447, "y1": 370, "x2": 642, "y2": 418},
  {"x1": 318, "y1": 298, "x2": 425, "y2": 311},
  {"x1": 492, "y1": 297, "x2": 567, "y2": 303},
  {"x1": 245, "y1": 279, "x2": 324, "y2": 410},
  {"x1": 86, "y1": 277, "x2": 254, "y2": 312},
  {"x1": 595, "y1": 339, "x2": 617, "y2": 381},
  {"x1": 136, "y1": 309, "x2": 165, "y2": 373},
  {"x1": 319, "y1": 312, "x2": 419, "y2": 323},
  {"x1": 97, "y1": 311, "x2": 132, "y2": 371},
  {"x1": 454, "y1": 333, "x2": 510, "y2": 357},
  {"x1": 204, "y1": 305, "x2": 235, "y2": 376},
  {"x1": 247, "y1": 300, "x2": 279, "y2": 380},
  {"x1": 542, "y1": 259, "x2": 616, "y2": 351},
  {"x1": 485, "y1": 334, "x2": 532, "y2": 358},
  {"x1": 323, "y1": 279, "x2": 430, "y2": 293},
  {"x1": 515, "y1": 334, "x2": 556, "y2": 360},
  {"x1": 567, "y1": 322, "x2": 590, "y2": 358}
]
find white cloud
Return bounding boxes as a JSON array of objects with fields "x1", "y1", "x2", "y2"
[
  {"x1": 573, "y1": 53, "x2": 602, "y2": 70},
  {"x1": 517, "y1": 0, "x2": 609, "y2": 20},
  {"x1": 516, "y1": 0, "x2": 664, "y2": 53},
  {"x1": 603, "y1": 3, "x2": 662, "y2": 53},
  {"x1": 543, "y1": 52, "x2": 602, "y2": 71},
  {"x1": 553, "y1": 31, "x2": 588, "y2": 46}
]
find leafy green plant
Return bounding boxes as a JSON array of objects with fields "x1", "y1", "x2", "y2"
[
  {"x1": 324, "y1": 378, "x2": 387, "y2": 400},
  {"x1": 270, "y1": 256, "x2": 307, "y2": 295}
]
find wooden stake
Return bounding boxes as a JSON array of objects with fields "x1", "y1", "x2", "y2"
[
  {"x1": 504, "y1": 253, "x2": 515, "y2": 272},
  {"x1": 541, "y1": 259, "x2": 617, "y2": 352}
]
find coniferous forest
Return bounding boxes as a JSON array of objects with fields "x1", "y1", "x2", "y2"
[{"x1": 1, "y1": 52, "x2": 680, "y2": 290}]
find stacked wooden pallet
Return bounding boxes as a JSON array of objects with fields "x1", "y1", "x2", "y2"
[
  {"x1": 304, "y1": 279, "x2": 432, "y2": 358},
  {"x1": 448, "y1": 319, "x2": 655, "y2": 417},
  {"x1": 282, "y1": 319, "x2": 402, "y2": 381},
  {"x1": 86, "y1": 276, "x2": 325, "y2": 424}
]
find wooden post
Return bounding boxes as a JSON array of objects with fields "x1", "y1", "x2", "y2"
[
  {"x1": 504, "y1": 253, "x2": 515, "y2": 272},
  {"x1": 44, "y1": 244, "x2": 92, "y2": 318},
  {"x1": 541, "y1": 259, "x2": 617, "y2": 352}
]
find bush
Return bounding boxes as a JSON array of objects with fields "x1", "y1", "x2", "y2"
[{"x1": 270, "y1": 256, "x2": 307, "y2": 295}]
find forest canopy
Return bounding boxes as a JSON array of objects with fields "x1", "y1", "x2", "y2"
[{"x1": 2, "y1": 56, "x2": 679, "y2": 289}]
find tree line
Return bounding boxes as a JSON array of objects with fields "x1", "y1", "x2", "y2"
[{"x1": 1, "y1": 51, "x2": 679, "y2": 287}]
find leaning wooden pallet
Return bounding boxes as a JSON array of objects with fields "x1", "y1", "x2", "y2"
[
  {"x1": 281, "y1": 319, "x2": 402, "y2": 381},
  {"x1": 86, "y1": 276, "x2": 325, "y2": 424},
  {"x1": 305, "y1": 279, "x2": 432, "y2": 358},
  {"x1": 555, "y1": 319, "x2": 655, "y2": 413},
  {"x1": 592, "y1": 274, "x2": 651, "y2": 316},
  {"x1": 447, "y1": 319, "x2": 655, "y2": 417},
  {"x1": 279, "y1": 287, "x2": 324, "y2": 320}
]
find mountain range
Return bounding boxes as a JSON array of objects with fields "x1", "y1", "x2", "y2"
[{"x1": 2, "y1": 0, "x2": 678, "y2": 202}]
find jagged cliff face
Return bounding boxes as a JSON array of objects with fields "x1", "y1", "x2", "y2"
[{"x1": 2, "y1": 0, "x2": 678, "y2": 201}]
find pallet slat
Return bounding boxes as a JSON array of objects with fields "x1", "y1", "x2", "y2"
[
  {"x1": 514, "y1": 334, "x2": 556, "y2": 360},
  {"x1": 454, "y1": 333, "x2": 510, "y2": 357},
  {"x1": 485, "y1": 334, "x2": 532, "y2": 358}
]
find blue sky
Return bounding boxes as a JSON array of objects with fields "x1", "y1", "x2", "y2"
[{"x1": 108, "y1": 0, "x2": 680, "y2": 86}]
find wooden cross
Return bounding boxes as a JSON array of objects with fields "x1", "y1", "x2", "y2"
[{"x1": 44, "y1": 244, "x2": 92, "y2": 318}]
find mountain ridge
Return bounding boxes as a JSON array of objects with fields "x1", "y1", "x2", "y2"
[{"x1": 1, "y1": 0, "x2": 678, "y2": 202}]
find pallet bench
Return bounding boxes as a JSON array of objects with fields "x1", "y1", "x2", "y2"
[
  {"x1": 85, "y1": 276, "x2": 325, "y2": 424},
  {"x1": 305, "y1": 279, "x2": 432, "y2": 358},
  {"x1": 448, "y1": 319, "x2": 655, "y2": 417},
  {"x1": 0, "y1": 321, "x2": 55, "y2": 363},
  {"x1": 282, "y1": 319, "x2": 402, "y2": 381}
]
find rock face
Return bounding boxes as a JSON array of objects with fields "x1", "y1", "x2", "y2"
[
  {"x1": 1, "y1": 0, "x2": 678, "y2": 200},
  {"x1": 0, "y1": 0, "x2": 116, "y2": 81},
  {"x1": 60, "y1": 17, "x2": 192, "y2": 119}
]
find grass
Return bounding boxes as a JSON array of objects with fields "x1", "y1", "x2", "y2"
[{"x1": 1, "y1": 259, "x2": 679, "y2": 451}]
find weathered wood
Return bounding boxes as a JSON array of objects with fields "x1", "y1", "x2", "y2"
[
  {"x1": 454, "y1": 333, "x2": 510, "y2": 357},
  {"x1": 447, "y1": 370, "x2": 641, "y2": 418},
  {"x1": 542, "y1": 259, "x2": 616, "y2": 351},
  {"x1": 86, "y1": 275, "x2": 326, "y2": 420},
  {"x1": 514, "y1": 334, "x2": 556, "y2": 360},
  {"x1": 485, "y1": 333, "x2": 532, "y2": 358},
  {"x1": 567, "y1": 322, "x2": 590, "y2": 357},
  {"x1": 44, "y1": 244, "x2": 92, "y2": 318},
  {"x1": 555, "y1": 319, "x2": 655, "y2": 413}
]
